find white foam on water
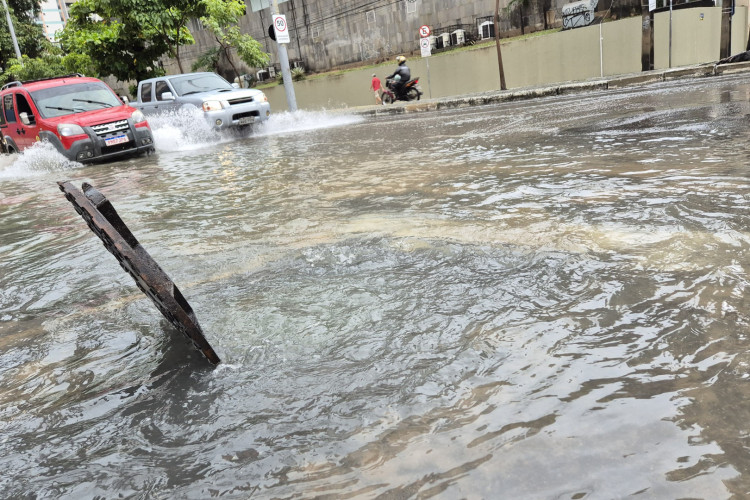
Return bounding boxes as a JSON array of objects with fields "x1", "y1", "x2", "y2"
[
  {"x1": 148, "y1": 108, "x2": 364, "y2": 151},
  {"x1": 0, "y1": 141, "x2": 82, "y2": 180},
  {"x1": 253, "y1": 109, "x2": 364, "y2": 137}
]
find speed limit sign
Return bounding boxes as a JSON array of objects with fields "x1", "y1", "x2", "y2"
[{"x1": 272, "y1": 14, "x2": 290, "y2": 44}]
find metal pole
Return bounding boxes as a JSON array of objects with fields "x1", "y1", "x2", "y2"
[
  {"x1": 272, "y1": 0, "x2": 298, "y2": 112},
  {"x1": 599, "y1": 22, "x2": 603, "y2": 77},
  {"x1": 669, "y1": 0, "x2": 673, "y2": 68},
  {"x1": 426, "y1": 58, "x2": 431, "y2": 98},
  {"x1": 1, "y1": 0, "x2": 22, "y2": 62}
]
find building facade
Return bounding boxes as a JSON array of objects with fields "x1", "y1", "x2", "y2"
[{"x1": 36, "y1": 0, "x2": 71, "y2": 43}]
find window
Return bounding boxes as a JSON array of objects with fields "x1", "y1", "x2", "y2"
[
  {"x1": 155, "y1": 81, "x2": 172, "y2": 101},
  {"x1": 141, "y1": 82, "x2": 152, "y2": 102},
  {"x1": 4, "y1": 94, "x2": 16, "y2": 123},
  {"x1": 366, "y1": 10, "x2": 375, "y2": 24},
  {"x1": 16, "y1": 94, "x2": 35, "y2": 125},
  {"x1": 406, "y1": 0, "x2": 417, "y2": 14},
  {"x1": 480, "y1": 21, "x2": 495, "y2": 39}
]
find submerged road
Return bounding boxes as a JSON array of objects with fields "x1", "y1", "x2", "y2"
[{"x1": 2, "y1": 70, "x2": 750, "y2": 497}]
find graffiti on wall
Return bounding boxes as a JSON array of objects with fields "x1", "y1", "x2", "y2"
[{"x1": 562, "y1": 0, "x2": 599, "y2": 29}]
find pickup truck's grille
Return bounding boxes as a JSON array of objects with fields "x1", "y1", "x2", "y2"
[
  {"x1": 92, "y1": 120, "x2": 129, "y2": 136},
  {"x1": 233, "y1": 111, "x2": 260, "y2": 121},
  {"x1": 227, "y1": 97, "x2": 254, "y2": 105}
]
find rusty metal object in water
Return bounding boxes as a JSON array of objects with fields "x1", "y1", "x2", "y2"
[{"x1": 58, "y1": 181, "x2": 221, "y2": 365}]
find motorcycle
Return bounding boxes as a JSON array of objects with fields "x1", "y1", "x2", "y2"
[{"x1": 382, "y1": 77, "x2": 423, "y2": 104}]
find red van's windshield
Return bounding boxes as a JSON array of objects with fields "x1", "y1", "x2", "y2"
[{"x1": 31, "y1": 82, "x2": 123, "y2": 118}]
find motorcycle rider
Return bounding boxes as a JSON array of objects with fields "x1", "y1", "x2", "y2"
[{"x1": 387, "y1": 56, "x2": 411, "y2": 99}]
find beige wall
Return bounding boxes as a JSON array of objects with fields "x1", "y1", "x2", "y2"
[
  {"x1": 502, "y1": 17, "x2": 642, "y2": 88},
  {"x1": 654, "y1": 7, "x2": 721, "y2": 68},
  {"x1": 263, "y1": 11, "x2": 745, "y2": 111},
  {"x1": 732, "y1": 6, "x2": 749, "y2": 54}
]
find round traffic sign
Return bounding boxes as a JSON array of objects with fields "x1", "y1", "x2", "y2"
[
  {"x1": 420, "y1": 37, "x2": 430, "y2": 49},
  {"x1": 275, "y1": 16, "x2": 287, "y2": 32},
  {"x1": 419, "y1": 25, "x2": 431, "y2": 37}
]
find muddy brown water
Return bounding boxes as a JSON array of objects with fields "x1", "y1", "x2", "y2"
[{"x1": 2, "y1": 74, "x2": 750, "y2": 498}]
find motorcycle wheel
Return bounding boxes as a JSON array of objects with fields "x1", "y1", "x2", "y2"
[
  {"x1": 382, "y1": 92, "x2": 394, "y2": 104},
  {"x1": 406, "y1": 88, "x2": 420, "y2": 101}
]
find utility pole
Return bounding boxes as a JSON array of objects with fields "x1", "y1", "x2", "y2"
[
  {"x1": 1, "y1": 0, "x2": 22, "y2": 63},
  {"x1": 272, "y1": 0, "x2": 297, "y2": 112},
  {"x1": 494, "y1": 0, "x2": 507, "y2": 90}
]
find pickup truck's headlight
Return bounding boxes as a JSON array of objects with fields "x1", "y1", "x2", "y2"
[
  {"x1": 257, "y1": 92, "x2": 268, "y2": 102},
  {"x1": 131, "y1": 110, "x2": 146, "y2": 124},
  {"x1": 202, "y1": 100, "x2": 228, "y2": 112},
  {"x1": 58, "y1": 123, "x2": 85, "y2": 137}
]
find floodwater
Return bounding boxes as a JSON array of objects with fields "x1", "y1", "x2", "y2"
[{"x1": 3, "y1": 73, "x2": 750, "y2": 499}]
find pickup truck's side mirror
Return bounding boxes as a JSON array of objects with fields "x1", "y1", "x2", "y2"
[
  {"x1": 161, "y1": 92, "x2": 175, "y2": 100},
  {"x1": 120, "y1": 95, "x2": 129, "y2": 104},
  {"x1": 19, "y1": 112, "x2": 33, "y2": 126},
  {"x1": 231, "y1": 83, "x2": 240, "y2": 89}
]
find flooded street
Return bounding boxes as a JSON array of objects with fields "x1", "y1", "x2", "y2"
[{"x1": 4, "y1": 73, "x2": 750, "y2": 498}]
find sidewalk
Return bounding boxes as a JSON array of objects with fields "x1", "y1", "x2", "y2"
[{"x1": 346, "y1": 61, "x2": 750, "y2": 116}]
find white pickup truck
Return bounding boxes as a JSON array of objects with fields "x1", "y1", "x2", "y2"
[{"x1": 131, "y1": 72, "x2": 271, "y2": 130}]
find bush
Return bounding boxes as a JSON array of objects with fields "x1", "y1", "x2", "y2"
[
  {"x1": 275, "y1": 66, "x2": 306, "y2": 84},
  {"x1": 292, "y1": 67, "x2": 306, "y2": 81}
]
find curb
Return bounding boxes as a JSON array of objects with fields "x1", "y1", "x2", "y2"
[{"x1": 348, "y1": 61, "x2": 750, "y2": 117}]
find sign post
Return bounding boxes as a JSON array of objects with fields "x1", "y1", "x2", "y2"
[
  {"x1": 419, "y1": 25, "x2": 432, "y2": 99},
  {"x1": 271, "y1": 1, "x2": 297, "y2": 112}
]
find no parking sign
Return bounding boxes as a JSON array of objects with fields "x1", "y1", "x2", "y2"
[{"x1": 420, "y1": 37, "x2": 431, "y2": 57}]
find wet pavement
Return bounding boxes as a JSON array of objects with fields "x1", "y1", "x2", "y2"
[{"x1": 2, "y1": 71, "x2": 750, "y2": 498}]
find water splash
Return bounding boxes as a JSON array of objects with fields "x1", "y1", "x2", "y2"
[
  {"x1": 148, "y1": 107, "x2": 365, "y2": 151},
  {"x1": 0, "y1": 141, "x2": 81, "y2": 180},
  {"x1": 253, "y1": 109, "x2": 364, "y2": 137},
  {"x1": 147, "y1": 107, "x2": 225, "y2": 152}
]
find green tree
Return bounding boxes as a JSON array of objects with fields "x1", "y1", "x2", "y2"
[
  {"x1": 2, "y1": 53, "x2": 65, "y2": 83},
  {"x1": 200, "y1": 0, "x2": 269, "y2": 80},
  {"x1": 59, "y1": 0, "x2": 204, "y2": 81}
]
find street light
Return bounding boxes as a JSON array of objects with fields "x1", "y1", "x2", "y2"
[{"x1": 1, "y1": 0, "x2": 22, "y2": 63}]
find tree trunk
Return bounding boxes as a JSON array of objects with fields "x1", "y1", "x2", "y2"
[
  {"x1": 218, "y1": 39, "x2": 240, "y2": 81},
  {"x1": 175, "y1": 45, "x2": 184, "y2": 73}
]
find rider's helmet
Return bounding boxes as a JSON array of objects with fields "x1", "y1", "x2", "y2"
[{"x1": 396, "y1": 55, "x2": 406, "y2": 65}]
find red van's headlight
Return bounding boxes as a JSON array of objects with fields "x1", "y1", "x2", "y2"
[
  {"x1": 131, "y1": 110, "x2": 146, "y2": 124},
  {"x1": 58, "y1": 124, "x2": 85, "y2": 137}
]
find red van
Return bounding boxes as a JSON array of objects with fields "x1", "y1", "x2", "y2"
[{"x1": 0, "y1": 74, "x2": 155, "y2": 162}]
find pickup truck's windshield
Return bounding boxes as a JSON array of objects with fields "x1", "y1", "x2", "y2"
[
  {"x1": 31, "y1": 82, "x2": 123, "y2": 118},
  {"x1": 168, "y1": 74, "x2": 233, "y2": 96}
]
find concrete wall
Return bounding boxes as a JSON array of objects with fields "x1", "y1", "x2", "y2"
[
  {"x1": 502, "y1": 16, "x2": 642, "y2": 88},
  {"x1": 164, "y1": 0, "x2": 651, "y2": 75},
  {"x1": 261, "y1": 10, "x2": 748, "y2": 111},
  {"x1": 262, "y1": 16, "x2": 643, "y2": 110}
]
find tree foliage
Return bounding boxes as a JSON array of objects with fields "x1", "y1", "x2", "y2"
[
  {"x1": 0, "y1": 0, "x2": 49, "y2": 72},
  {"x1": 59, "y1": 0, "x2": 204, "y2": 82},
  {"x1": 200, "y1": 0, "x2": 269, "y2": 80},
  {"x1": 58, "y1": 0, "x2": 268, "y2": 84}
]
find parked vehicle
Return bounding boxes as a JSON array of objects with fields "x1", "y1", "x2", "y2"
[
  {"x1": 131, "y1": 72, "x2": 271, "y2": 130},
  {"x1": 382, "y1": 77, "x2": 423, "y2": 104},
  {"x1": 0, "y1": 74, "x2": 155, "y2": 162}
]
